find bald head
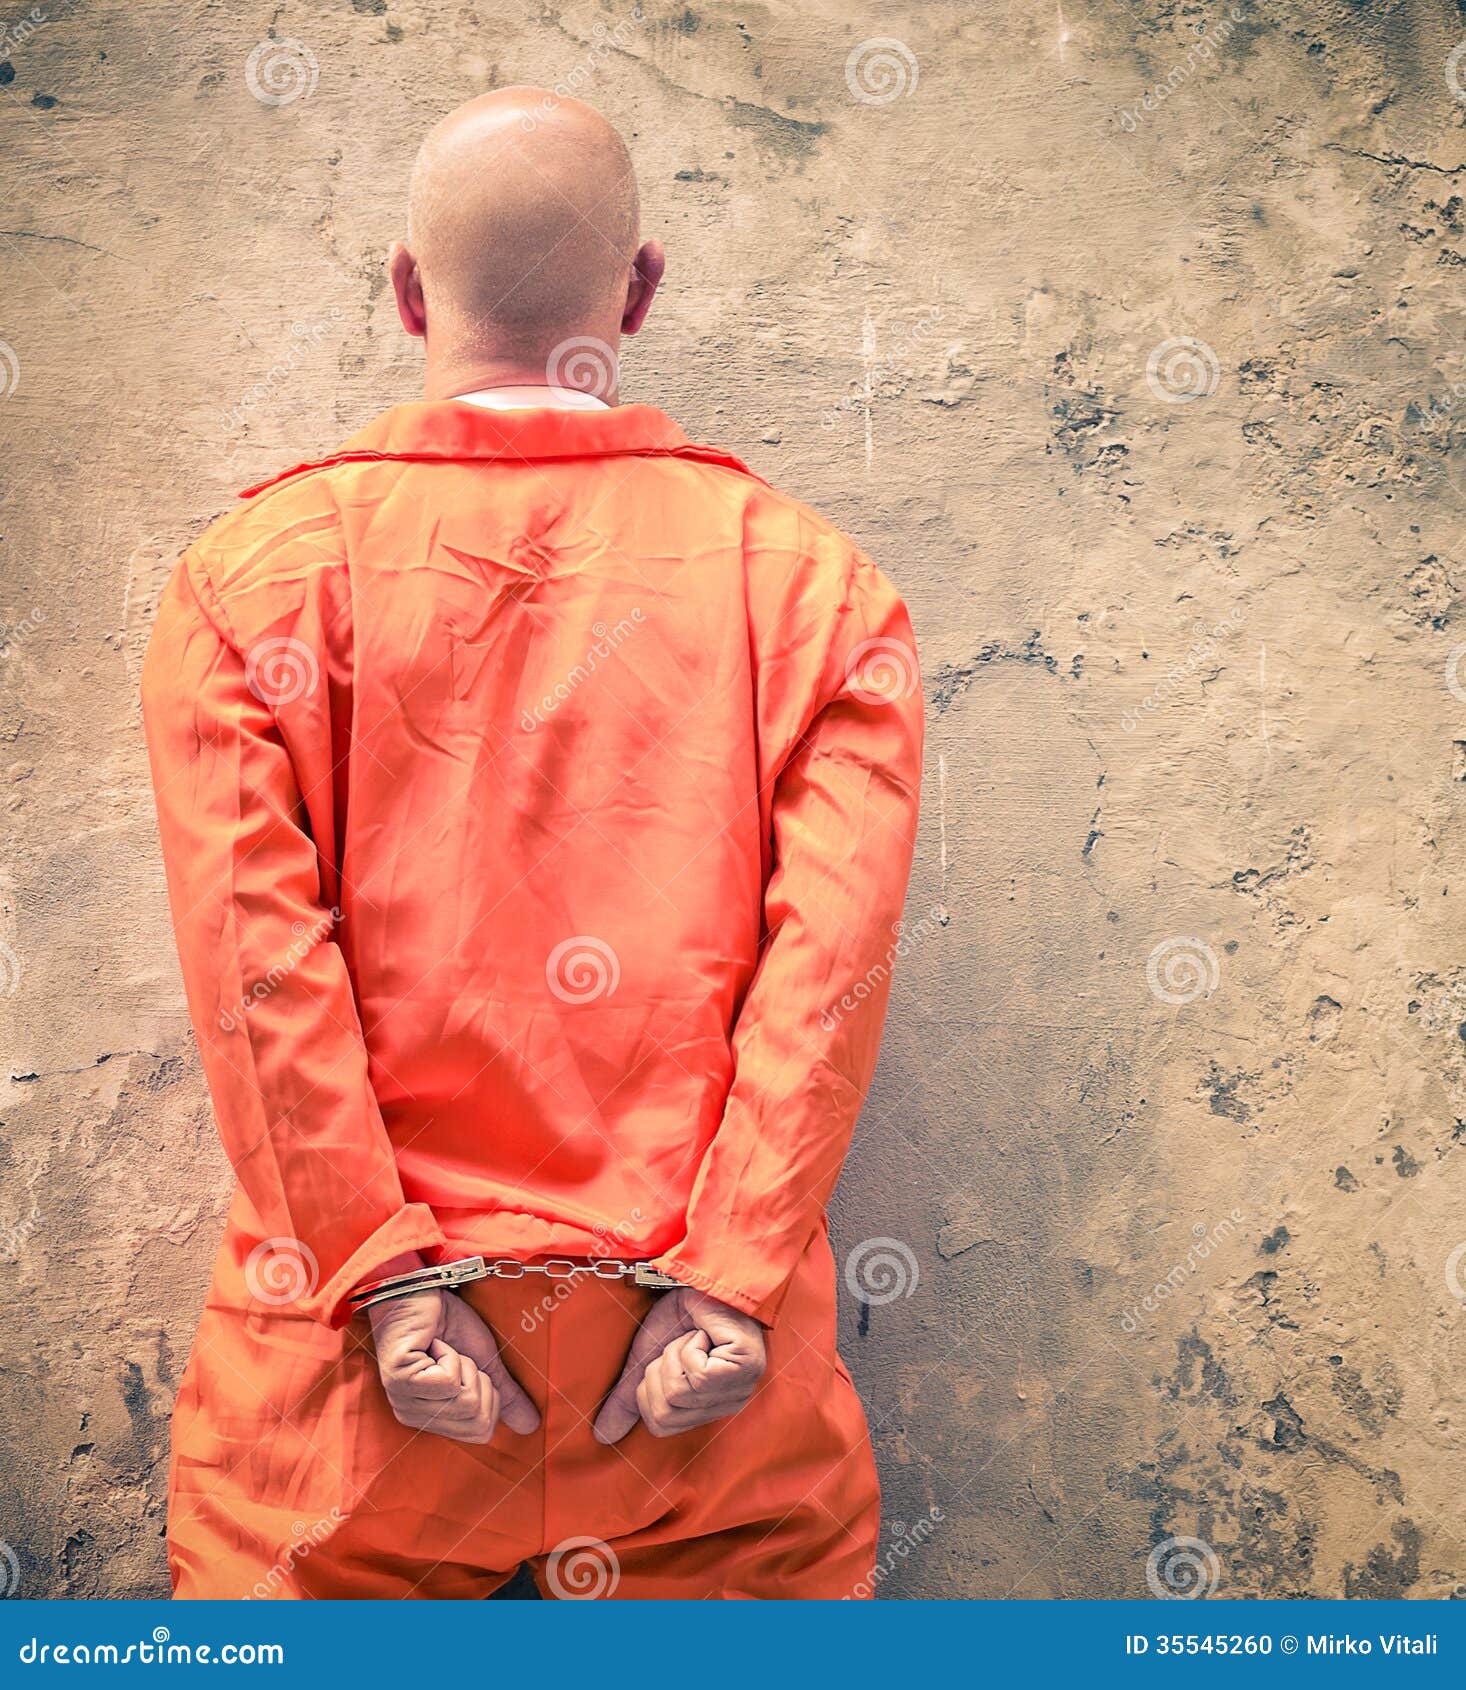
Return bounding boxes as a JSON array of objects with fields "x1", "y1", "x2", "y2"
[{"x1": 391, "y1": 88, "x2": 663, "y2": 396}]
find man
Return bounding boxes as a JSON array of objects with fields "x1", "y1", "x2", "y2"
[{"x1": 142, "y1": 87, "x2": 922, "y2": 1601}]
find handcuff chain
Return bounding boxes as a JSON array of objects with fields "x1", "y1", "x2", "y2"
[{"x1": 346, "y1": 1254, "x2": 680, "y2": 1312}]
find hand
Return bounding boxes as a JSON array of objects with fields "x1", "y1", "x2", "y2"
[
  {"x1": 593, "y1": 1287, "x2": 766, "y2": 1444},
  {"x1": 369, "y1": 1288, "x2": 540, "y2": 1445}
]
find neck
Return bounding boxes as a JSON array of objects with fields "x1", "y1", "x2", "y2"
[{"x1": 422, "y1": 346, "x2": 621, "y2": 406}]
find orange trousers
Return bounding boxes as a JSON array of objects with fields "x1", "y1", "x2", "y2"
[{"x1": 168, "y1": 1230, "x2": 878, "y2": 1600}]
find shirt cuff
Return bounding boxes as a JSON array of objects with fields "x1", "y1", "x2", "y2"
[
  {"x1": 645, "y1": 1253, "x2": 785, "y2": 1329},
  {"x1": 316, "y1": 1202, "x2": 448, "y2": 1328}
]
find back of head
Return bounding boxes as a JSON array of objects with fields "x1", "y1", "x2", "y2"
[{"x1": 401, "y1": 89, "x2": 643, "y2": 372}]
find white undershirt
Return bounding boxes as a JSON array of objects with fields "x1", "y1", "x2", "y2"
[{"x1": 452, "y1": 385, "x2": 609, "y2": 411}]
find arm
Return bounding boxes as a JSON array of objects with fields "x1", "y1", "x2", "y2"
[
  {"x1": 141, "y1": 557, "x2": 446, "y2": 1327},
  {"x1": 648, "y1": 559, "x2": 923, "y2": 1324},
  {"x1": 596, "y1": 557, "x2": 921, "y2": 1440}
]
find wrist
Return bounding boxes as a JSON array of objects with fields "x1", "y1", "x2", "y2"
[
  {"x1": 367, "y1": 1251, "x2": 426, "y2": 1282},
  {"x1": 359, "y1": 1253, "x2": 432, "y2": 1328}
]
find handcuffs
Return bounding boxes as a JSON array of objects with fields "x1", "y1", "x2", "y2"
[{"x1": 347, "y1": 1254, "x2": 682, "y2": 1313}]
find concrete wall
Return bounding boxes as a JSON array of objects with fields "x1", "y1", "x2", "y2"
[{"x1": 2, "y1": 0, "x2": 1465, "y2": 1599}]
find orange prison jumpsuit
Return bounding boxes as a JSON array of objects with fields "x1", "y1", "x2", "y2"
[{"x1": 141, "y1": 401, "x2": 923, "y2": 1599}]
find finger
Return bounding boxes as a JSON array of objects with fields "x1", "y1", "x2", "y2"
[
  {"x1": 479, "y1": 1370, "x2": 502, "y2": 1442},
  {"x1": 409, "y1": 1340, "x2": 468, "y2": 1394},
  {"x1": 394, "y1": 1341, "x2": 475, "y2": 1410},
  {"x1": 636, "y1": 1383, "x2": 706, "y2": 1437},
  {"x1": 412, "y1": 1398, "x2": 489, "y2": 1443},
  {"x1": 688, "y1": 1297, "x2": 767, "y2": 1369},
  {"x1": 398, "y1": 1360, "x2": 465, "y2": 1403},
  {"x1": 635, "y1": 1365, "x2": 670, "y2": 1434},
  {"x1": 423, "y1": 1337, "x2": 464, "y2": 1380},
  {"x1": 440, "y1": 1369, "x2": 496, "y2": 1445},
  {"x1": 662, "y1": 1332, "x2": 712, "y2": 1408},
  {"x1": 653, "y1": 1346, "x2": 752, "y2": 1429},
  {"x1": 423, "y1": 1368, "x2": 494, "y2": 1440},
  {"x1": 420, "y1": 1367, "x2": 479, "y2": 1424},
  {"x1": 672, "y1": 1326, "x2": 755, "y2": 1402},
  {"x1": 443, "y1": 1313, "x2": 542, "y2": 1435},
  {"x1": 637, "y1": 1355, "x2": 705, "y2": 1437},
  {"x1": 593, "y1": 1297, "x2": 691, "y2": 1444},
  {"x1": 655, "y1": 1347, "x2": 704, "y2": 1403},
  {"x1": 380, "y1": 1334, "x2": 455, "y2": 1389},
  {"x1": 474, "y1": 1343, "x2": 540, "y2": 1436}
]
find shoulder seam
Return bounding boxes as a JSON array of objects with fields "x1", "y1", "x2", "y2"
[{"x1": 177, "y1": 552, "x2": 243, "y2": 653}]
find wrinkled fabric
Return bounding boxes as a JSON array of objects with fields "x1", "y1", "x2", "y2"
[
  {"x1": 142, "y1": 400, "x2": 922, "y2": 1596},
  {"x1": 169, "y1": 1226, "x2": 879, "y2": 1599}
]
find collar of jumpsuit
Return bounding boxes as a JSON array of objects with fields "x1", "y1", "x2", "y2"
[
  {"x1": 238, "y1": 396, "x2": 760, "y2": 499},
  {"x1": 452, "y1": 383, "x2": 609, "y2": 411}
]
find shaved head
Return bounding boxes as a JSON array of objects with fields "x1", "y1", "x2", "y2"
[{"x1": 391, "y1": 88, "x2": 662, "y2": 397}]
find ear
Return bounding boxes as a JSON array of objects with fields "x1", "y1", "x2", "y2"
[
  {"x1": 389, "y1": 241, "x2": 427, "y2": 340},
  {"x1": 621, "y1": 239, "x2": 665, "y2": 337}
]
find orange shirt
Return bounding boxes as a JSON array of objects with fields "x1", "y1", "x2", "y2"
[{"x1": 141, "y1": 402, "x2": 922, "y2": 1328}]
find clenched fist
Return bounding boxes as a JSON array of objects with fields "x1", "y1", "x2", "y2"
[
  {"x1": 593, "y1": 1287, "x2": 766, "y2": 1444},
  {"x1": 369, "y1": 1285, "x2": 540, "y2": 1445}
]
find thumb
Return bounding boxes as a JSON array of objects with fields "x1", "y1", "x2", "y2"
[
  {"x1": 481, "y1": 1344, "x2": 541, "y2": 1435},
  {"x1": 686, "y1": 1293, "x2": 764, "y2": 1361},
  {"x1": 449, "y1": 1308, "x2": 542, "y2": 1434},
  {"x1": 593, "y1": 1294, "x2": 689, "y2": 1445}
]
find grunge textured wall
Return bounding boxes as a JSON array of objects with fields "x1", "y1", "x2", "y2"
[{"x1": 3, "y1": 0, "x2": 1466, "y2": 1600}]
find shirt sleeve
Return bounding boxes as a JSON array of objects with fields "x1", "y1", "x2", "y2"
[
  {"x1": 649, "y1": 558, "x2": 924, "y2": 1325},
  {"x1": 140, "y1": 558, "x2": 446, "y2": 1326}
]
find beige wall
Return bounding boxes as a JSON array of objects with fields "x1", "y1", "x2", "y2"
[{"x1": 3, "y1": 0, "x2": 1465, "y2": 1599}]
